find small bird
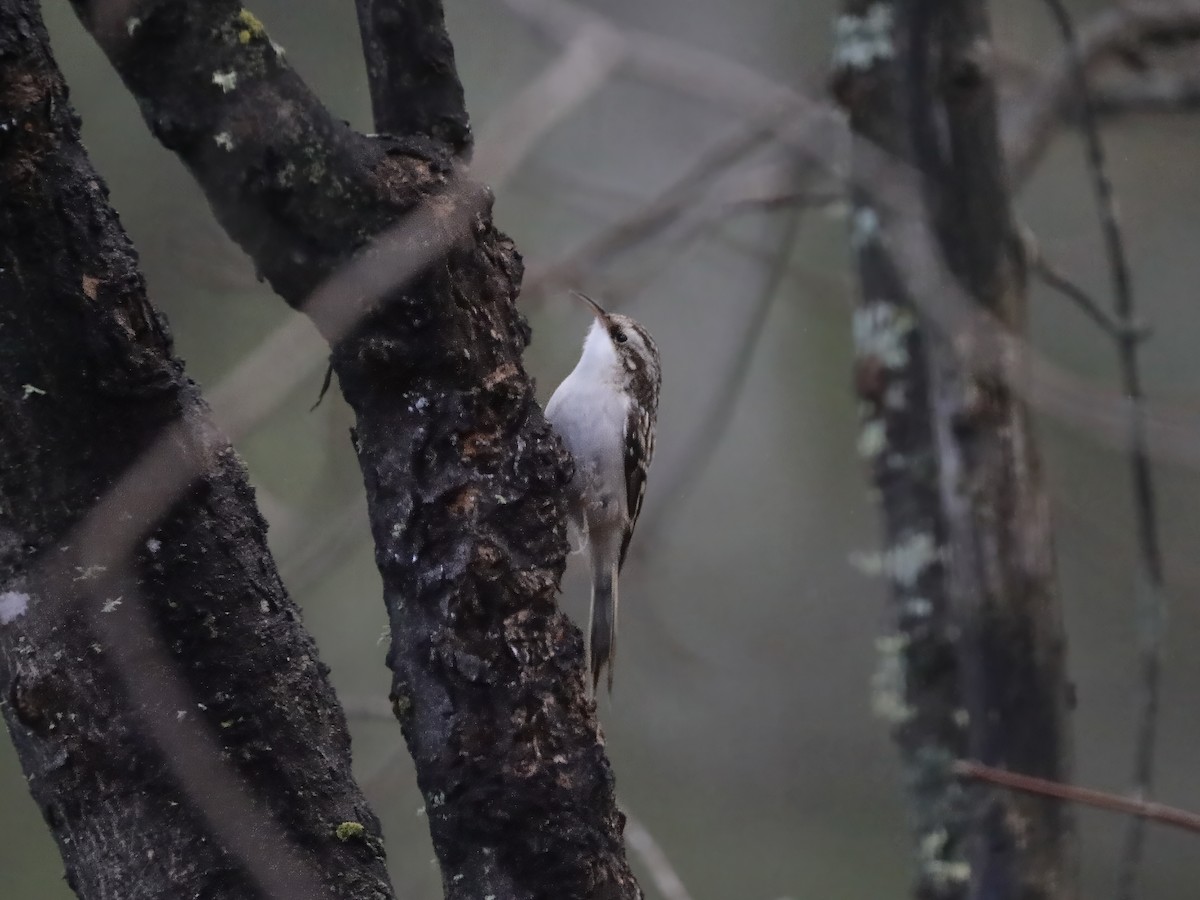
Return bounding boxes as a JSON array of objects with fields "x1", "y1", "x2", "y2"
[{"x1": 545, "y1": 291, "x2": 661, "y2": 694}]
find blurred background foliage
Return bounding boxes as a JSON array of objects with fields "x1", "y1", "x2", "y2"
[{"x1": 4, "y1": 0, "x2": 1200, "y2": 897}]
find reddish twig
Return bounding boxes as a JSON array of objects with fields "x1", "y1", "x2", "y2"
[{"x1": 954, "y1": 760, "x2": 1200, "y2": 835}]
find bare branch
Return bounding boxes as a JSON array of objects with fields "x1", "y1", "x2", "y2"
[
  {"x1": 1024, "y1": 232, "x2": 1150, "y2": 342},
  {"x1": 1091, "y1": 68, "x2": 1200, "y2": 116},
  {"x1": 954, "y1": 761, "x2": 1200, "y2": 836},
  {"x1": 522, "y1": 113, "x2": 787, "y2": 303},
  {"x1": 623, "y1": 808, "x2": 696, "y2": 900},
  {"x1": 1038, "y1": 4, "x2": 1170, "y2": 898},
  {"x1": 471, "y1": 24, "x2": 624, "y2": 186},
  {"x1": 635, "y1": 197, "x2": 803, "y2": 545},
  {"x1": 1003, "y1": 1, "x2": 1200, "y2": 183}
]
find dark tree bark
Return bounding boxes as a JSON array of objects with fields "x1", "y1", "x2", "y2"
[
  {"x1": 0, "y1": 3, "x2": 394, "y2": 899},
  {"x1": 65, "y1": 1, "x2": 641, "y2": 898},
  {"x1": 833, "y1": 3, "x2": 1077, "y2": 900},
  {"x1": 353, "y1": 0, "x2": 473, "y2": 153}
]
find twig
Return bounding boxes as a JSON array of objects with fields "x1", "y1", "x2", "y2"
[
  {"x1": 1040, "y1": 4, "x2": 1169, "y2": 899},
  {"x1": 472, "y1": 23, "x2": 624, "y2": 186},
  {"x1": 1090, "y1": 69, "x2": 1200, "y2": 116},
  {"x1": 635, "y1": 196, "x2": 805, "y2": 545},
  {"x1": 601, "y1": 188, "x2": 840, "y2": 310},
  {"x1": 521, "y1": 113, "x2": 787, "y2": 302},
  {"x1": 1004, "y1": 2, "x2": 1200, "y2": 183},
  {"x1": 622, "y1": 806, "x2": 696, "y2": 900},
  {"x1": 1023, "y1": 233, "x2": 1150, "y2": 342},
  {"x1": 954, "y1": 760, "x2": 1200, "y2": 836}
]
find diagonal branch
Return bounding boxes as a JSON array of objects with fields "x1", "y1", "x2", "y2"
[
  {"x1": 634, "y1": 197, "x2": 804, "y2": 547},
  {"x1": 954, "y1": 761, "x2": 1200, "y2": 836},
  {"x1": 1003, "y1": 1, "x2": 1200, "y2": 183}
]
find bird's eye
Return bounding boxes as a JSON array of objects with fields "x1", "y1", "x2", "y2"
[{"x1": 613, "y1": 330, "x2": 628, "y2": 344}]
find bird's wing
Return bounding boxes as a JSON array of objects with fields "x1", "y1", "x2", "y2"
[{"x1": 619, "y1": 402, "x2": 655, "y2": 570}]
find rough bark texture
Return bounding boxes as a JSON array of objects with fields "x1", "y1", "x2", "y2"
[
  {"x1": 0, "y1": 3, "x2": 394, "y2": 899},
  {"x1": 833, "y1": 3, "x2": 1077, "y2": 900},
  {"x1": 66, "y1": 1, "x2": 641, "y2": 898},
  {"x1": 353, "y1": 0, "x2": 473, "y2": 153}
]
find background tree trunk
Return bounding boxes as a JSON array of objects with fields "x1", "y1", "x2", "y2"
[{"x1": 833, "y1": 2, "x2": 1078, "y2": 898}]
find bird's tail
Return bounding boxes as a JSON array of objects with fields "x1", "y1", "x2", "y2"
[{"x1": 587, "y1": 554, "x2": 619, "y2": 695}]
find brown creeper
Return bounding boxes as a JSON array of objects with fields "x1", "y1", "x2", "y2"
[{"x1": 545, "y1": 291, "x2": 661, "y2": 694}]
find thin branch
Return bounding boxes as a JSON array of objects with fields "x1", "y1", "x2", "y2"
[
  {"x1": 522, "y1": 113, "x2": 788, "y2": 302},
  {"x1": 601, "y1": 187, "x2": 839, "y2": 310},
  {"x1": 1004, "y1": 1, "x2": 1200, "y2": 183},
  {"x1": 1023, "y1": 231, "x2": 1150, "y2": 342},
  {"x1": 954, "y1": 761, "x2": 1200, "y2": 836},
  {"x1": 471, "y1": 23, "x2": 624, "y2": 186},
  {"x1": 635, "y1": 197, "x2": 804, "y2": 545},
  {"x1": 1039, "y1": 5, "x2": 1169, "y2": 900},
  {"x1": 622, "y1": 807, "x2": 696, "y2": 900},
  {"x1": 1090, "y1": 68, "x2": 1200, "y2": 116}
]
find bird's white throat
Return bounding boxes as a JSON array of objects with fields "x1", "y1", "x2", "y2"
[{"x1": 572, "y1": 319, "x2": 621, "y2": 383}]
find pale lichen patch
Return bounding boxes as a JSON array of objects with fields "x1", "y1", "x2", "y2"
[
  {"x1": 888, "y1": 532, "x2": 940, "y2": 588},
  {"x1": 917, "y1": 827, "x2": 971, "y2": 887},
  {"x1": 857, "y1": 418, "x2": 886, "y2": 460},
  {"x1": 871, "y1": 634, "x2": 912, "y2": 724},
  {"x1": 73, "y1": 564, "x2": 107, "y2": 581},
  {"x1": 832, "y1": 3, "x2": 895, "y2": 70},
  {"x1": 853, "y1": 301, "x2": 915, "y2": 369},
  {"x1": 214, "y1": 132, "x2": 235, "y2": 151},
  {"x1": 849, "y1": 532, "x2": 941, "y2": 588},
  {"x1": 904, "y1": 596, "x2": 934, "y2": 617},
  {"x1": 0, "y1": 591, "x2": 30, "y2": 624},
  {"x1": 850, "y1": 205, "x2": 880, "y2": 251},
  {"x1": 212, "y1": 70, "x2": 238, "y2": 93}
]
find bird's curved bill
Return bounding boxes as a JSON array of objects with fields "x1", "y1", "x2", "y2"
[{"x1": 570, "y1": 290, "x2": 607, "y2": 319}]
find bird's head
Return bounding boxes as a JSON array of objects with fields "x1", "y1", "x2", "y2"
[{"x1": 572, "y1": 291, "x2": 661, "y2": 396}]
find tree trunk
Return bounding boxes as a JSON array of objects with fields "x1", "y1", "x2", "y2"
[
  {"x1": 833, "y1": 2, "x2": 1078, "y2": 898},
  {"x1": 0, "y1": 3, "x2": 394, "y2": 898},
  {"x1": 65, "y1": 0, "x2": 642, "y2": 897}
]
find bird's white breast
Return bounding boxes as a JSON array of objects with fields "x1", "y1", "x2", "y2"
[{"x1": 545, "y1": 326, "x2": 630, "y2": 529}]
